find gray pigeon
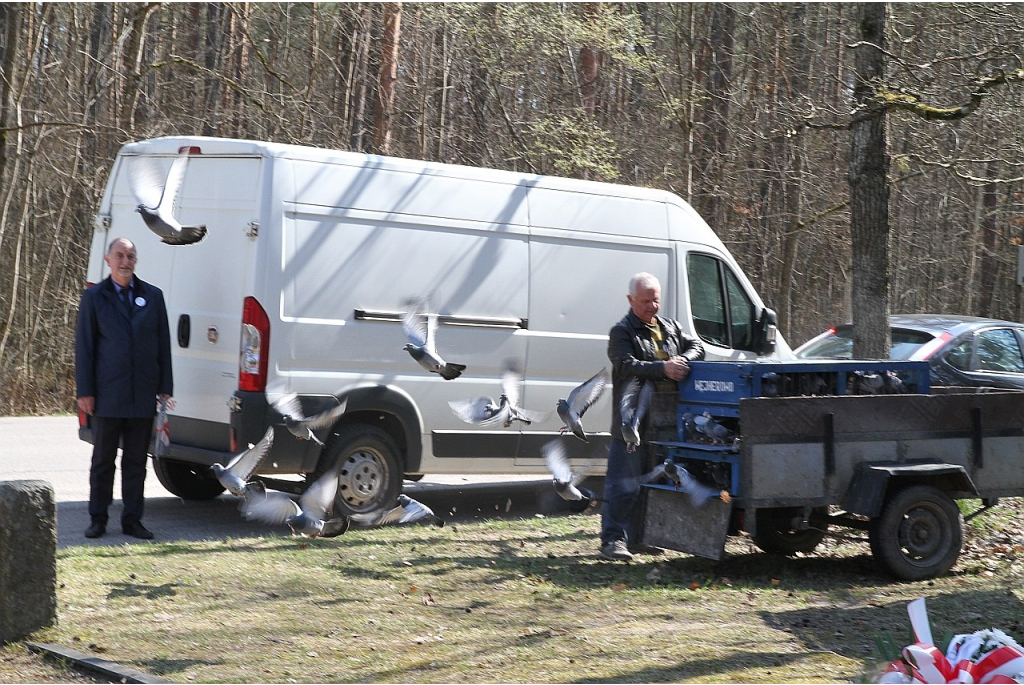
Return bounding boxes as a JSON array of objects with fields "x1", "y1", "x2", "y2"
[
  {"x1": 210, "y1": 426, "x2": 274, "y2": 497},
  {"x1": 270, "y1": 392, "x2": 348, "y2": 446},
  {"x1": 350, "y1": 494, "x2": 444, "y2": 528},
  {"x1": 681, "y1": 412, "x2": 698, "y2": 440},
  {"x1": 620, "y1": 377, "x2": 654, "y2": 452},
  {"x1": 556, "y1": 368, "x2": 608, "y2": 442},
  {"x1": 662, "y1": 459, "x2": 730, "y2": 507},
  {"x1": 449, "y1": 359, "x2": 548, "y2": 427},
  {"x1": 541, "y1": 439, "x2": 594, "y2": 502},
  {"x1": 402, "y1": 301, "x2": 466, "y2": 380},
  {"x1": 127, "y1": 153, "x2": 207, "y2": 245},
  {"x1": 240, "y1": 464, "x2": 350, "y2": 538},
  {"x1": 695, "y1": 411, "x2": 732, "y2": 444}
]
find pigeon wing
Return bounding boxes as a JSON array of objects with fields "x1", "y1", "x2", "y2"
[
  {"x1": 271, "y1": 392, "x2": 304, "y2": 421},
  {"x1": 126, "y1": 156, "x2": 169, "y2": 209},
  {"x1": 635, "y1": 379, "x2": 654, "y2": 424},
  {"x1": 158, "y1": 153, "x2": 189, "y2": 221},
  {"x1": 542, "y1": 439, "x2": 574, "y2": 483},
  {"x1": 396, "y1": 496, "x2": 436, "y2": 524},
  {"x1": 424, "y1": 311, "x2": 439, "y2": 354},
  {"x1": 299, "y1": 467, "x2": 341, "y2": 520},
  {"x1": 240, "y1": 490, "x2": 301, "y2": 524},
  {"x1": 448, "y1": 397, "x2": 503, "y2": 425},
  {"x1": 512, "y1": 406, "x2": 551, "y2": 425},
  {"x1": 567, "y1": 369, "x2": 608, "y2": 416},
  {"x1": 501, "y1": 360, "x2": 524, "y2": 408},
  {"x1": 620, "y1": 377, "x2": 642, "y2": 425},
  {"x1": 224, "y1": 426, "x2": 274, "y2": 481},
  {"x1": 401, "y1": 303, "x2": 428, "y2": 347},
  {"x1": 298, "y1": 398, "x2": 348, "y2": 431}
]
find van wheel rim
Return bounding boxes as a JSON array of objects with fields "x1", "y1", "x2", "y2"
[{"x1": 337, "y1": 449, "x2": 386, "y2": 509}]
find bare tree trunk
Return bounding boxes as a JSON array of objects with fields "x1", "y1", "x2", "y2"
[
  {"x1": 977, "y1": 160, "x2": 1000, "y2": 317},
  {"x1": 374, "y1": 2, "x2": 401, "y2": 154},
  {"x1": 349, "y1": 5, "x2": 371, "y2": 151},
  {"x1": 848, "y1": 2, "x2": 890, "y2": 359},
  {"x1": 579, "y1": 2, "x2": 600, "y2": 119}
]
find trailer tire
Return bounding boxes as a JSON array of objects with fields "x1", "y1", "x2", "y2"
[
  {"x1": 312, "y1": 425, "x2": 402, "y2": 517},
  {"x1": 752, "y1": 506, "x2": 827, "y2": 555},
  {"x1": 869, "y1": 485, "x2": 962, "y2": 581},
  {"x1": 152, "y1": 457, "x2": 225, "y2": 500}
]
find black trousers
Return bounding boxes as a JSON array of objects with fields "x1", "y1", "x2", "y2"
[{"x1": 89, "y1": 416, "x2": 153, "y2": 527}]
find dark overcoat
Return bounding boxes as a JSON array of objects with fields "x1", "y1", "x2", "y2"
[{"x1": 75, "y1": 276, "x2": 173, "y2": 418}]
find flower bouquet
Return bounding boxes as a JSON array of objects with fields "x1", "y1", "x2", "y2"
[{"x1": 877, "y1": 598, "x2": 1024, "y2": 684}]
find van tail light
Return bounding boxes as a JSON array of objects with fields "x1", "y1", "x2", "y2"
[
  {"x1": 911, "y1": 332, "x2": 952, "y2": 361},
  {"x1": 239, "y1": 296, "x2": 270, "y2": 392}
]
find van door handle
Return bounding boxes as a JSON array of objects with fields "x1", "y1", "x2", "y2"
[{"x1": 177, "y1": 314, "x2": 191, "y2": 348}]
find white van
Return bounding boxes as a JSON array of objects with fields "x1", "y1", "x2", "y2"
[{"x1": 83, "y1": 136, "x2": 792, "y2": 514}]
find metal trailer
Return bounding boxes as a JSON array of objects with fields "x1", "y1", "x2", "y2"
[{"x1": 639, "y1": 360, "x2": 1024, "y2": 580}]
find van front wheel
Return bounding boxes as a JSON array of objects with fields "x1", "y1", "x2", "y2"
[{"x1": 313, "y1": 425, "x2": 402, "y2": 516}]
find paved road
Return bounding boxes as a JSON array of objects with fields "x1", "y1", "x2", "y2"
[{"x1": 0, "y1": 416, "x2": 592, "y2": 549}]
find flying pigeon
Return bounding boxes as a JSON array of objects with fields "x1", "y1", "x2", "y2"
[
  {"x1": 209, "y1": 426, "x2": 274, "y2": 498},
  {"x1": 402, "y1": 301, "x2": 466, "y2": 380},
  {"x1": 556, "y1": 368, "x2": 608, "y2": 442},
  {"x1": 127, "y1": 153, "x2": 207, "y2": 245},
  {"x1": 448, "y1": 359, "x2": 548, "y2": 427},
  {"x1": 541, "y1": 439, "x2": 595, "y2": 503},
  {"x1": 662, "y1": 459, "x2": 731, "y2": 508},
  {"x1": 349, "y1": 494, "x2": 444, "y2": 528},
  {"x1": 695, "y1": 411, "x2": 732, "y2": 444},
  {"x1": 270, "y1": 392, "x2": 348, "y2": 446},
  {"x1": 240, "y1": 463, "x2": 350, "y2": 538},
  {"x1": 620, "y1": 377, "x2": 654, "y2": 452}
]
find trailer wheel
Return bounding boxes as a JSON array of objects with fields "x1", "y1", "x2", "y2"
[
  {"x1": 312, "y1": 425, "x2": 402, "y2": 516},
  {"x1": 869, "y1": 485, "x2": 962, "y2": 581},
  {"x1": 752, "y1": 506, "x2": 828, "y2": 555},
  {"x1": 152, "y1": 457, "x2": 225, "y2": 500}
]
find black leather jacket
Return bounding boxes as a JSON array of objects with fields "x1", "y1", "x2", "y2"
[{"x1": 607, "y1": 310, "x2": 705, "y2": 433}]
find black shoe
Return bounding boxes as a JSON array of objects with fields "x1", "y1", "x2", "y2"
[
  {"x1": 122, "y1": 522, "x2": 154, "y2": 540},
  {"x1": 84, "y1": 521, "x2": 106, "y2": 538}
]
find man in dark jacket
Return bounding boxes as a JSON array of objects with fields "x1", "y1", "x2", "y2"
[
  {"x1": 76, "y1": 237, "x2": 173, "y2": 540},
  {"x1": 601, "y1": 272, "x2": 704, "y2": 560}
]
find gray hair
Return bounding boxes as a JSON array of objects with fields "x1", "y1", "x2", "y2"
[
  {"x1": 628, "y1": 272, "x2": 660, "y2": 297},
  {"x1": 107, "y1": 237, "x2": 136, "y2": 254}
]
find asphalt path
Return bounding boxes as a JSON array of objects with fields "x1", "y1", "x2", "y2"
[{"x1": 0, "y1": 415, "x2": 599, "y2": 549}]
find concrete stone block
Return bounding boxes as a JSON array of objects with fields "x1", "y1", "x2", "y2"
[{"x1": 0, "y1": 480, "x2": 57, "y2": 644}]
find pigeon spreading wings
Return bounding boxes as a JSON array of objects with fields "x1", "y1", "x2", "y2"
[
  {"x1": 620, "y1": 376, "x2": 654, "y2": 452},
  {"x1": 127, "y1": 153, "x2": 207, "y2": 246},
  {"x1": 349, "y1": 494, "x2": 444, "y2": 528},
  {"x1": 556, "y1": 368, "x2": 608, "y2": 442},
  {"x1": 448, "y1": 359, "x2": 548, "y2": 427},
  {"x1": 662, "y1": 459, "x2": 731, "y2": 508},
  {"x1": 270, "y1": 391, "x2": 348, "y2": 446},
  {"x1": 447, "y1": 395, "x2": 507, "y2": 426},
  {"x1": 402, "y1": 300, "x2": 466, "y2": 380},
  {"x1": 210, "y1": 426, "x2": 275, "y2": 498},
  {"x1": 240, "y1": 463, "x2": 350, "y2": 538},
  {"x1": 541, "y1": 439, "x2": 592, "y2": 502}
]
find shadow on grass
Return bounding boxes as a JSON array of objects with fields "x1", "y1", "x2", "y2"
[
  {"x1": 106, "y1": 581, "x2": 179, "y2": 600},
  {"x1": 139, "y1": 657, "x2": 223, "y2": 677}
]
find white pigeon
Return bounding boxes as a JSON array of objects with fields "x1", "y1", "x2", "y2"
[
  {"x1": 349, "y1": 494, "x2": 444, "y2": 528},
  {"x1": 402, "y1": 301, "x2": 466, "y2": 380},
  {"x1": 448, "y1": 359, "x2": 548, "y2": 427},
  {"x1": 270, "y1": 392, "x2": 348, "y2": 446},
  {"x1": 662, "y1": 459, "x2": 730, "y2": 508},
  {"x1": 620, "y1": 377, "x2": 654, "y2": 452},
  {"x1": 542, "y1": 439, "x2": 593, "y2": 502},
  {"x1": 556, "y1": 368, "x2": 608, "y2": 442},
  {"x1": 127, "y1": 153, "x2": 207, "y2": 245},
  {"x1": 240, "y1": 463, "x2": 350, "y2": 538},
  {"x1": 209, "y1": 426, "x2": 274, "y2": 498}
]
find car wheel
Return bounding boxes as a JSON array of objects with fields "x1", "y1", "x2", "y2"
[
  {"x1": 152, "y1": 457, "x2": 225, "y2": 500},
  {"x1": 869, "y1": 485, "x2": 962, "y2": 581},
  {"x1": 312, "y1": 425, "x2": 402, "y2": 516}
]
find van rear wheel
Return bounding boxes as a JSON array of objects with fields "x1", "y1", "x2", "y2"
[
  {"x1": 152, "y1": 457, "x2": 225, "y2": 500},
  {"x1": 313, "y1": 425, "x2": 402, "y2": 516}
]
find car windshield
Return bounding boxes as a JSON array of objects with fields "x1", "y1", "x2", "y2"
[{"x1": 798, "y1": 328, "x2": 935, "y2": 360}]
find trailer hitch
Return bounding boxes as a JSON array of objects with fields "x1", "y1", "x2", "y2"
[{"x1": 963, "y1": 497, "x2": 1000, "y2": 523}]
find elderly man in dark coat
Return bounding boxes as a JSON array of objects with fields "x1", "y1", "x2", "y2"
[{"x1": 76, "y1": 237, "x2": 173, "y2": 540}]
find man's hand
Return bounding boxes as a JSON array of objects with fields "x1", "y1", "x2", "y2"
[
  {"x1": 77, "y1": 396, "x2": 95, "y2": 415},
  {"x1": 664, "y1": 356, "x2": 691, "y2": 381}
]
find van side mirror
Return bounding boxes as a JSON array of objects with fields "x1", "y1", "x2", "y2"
[{"x1": 753, "y1": 307, "x2": 778, "y2": 356}]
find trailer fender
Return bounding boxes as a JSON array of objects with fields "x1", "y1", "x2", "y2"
[{"x1": 843, "y1": 462, "x2": 977, "y2": 517}]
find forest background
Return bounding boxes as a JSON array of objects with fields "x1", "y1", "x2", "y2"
[{"x1": 1, "y1": 2, "x2": 1023, "y2": 415}]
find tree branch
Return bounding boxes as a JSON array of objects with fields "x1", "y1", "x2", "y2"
[{"x1": 876, "y1": 67, "x2": 1024, "y2": 121}]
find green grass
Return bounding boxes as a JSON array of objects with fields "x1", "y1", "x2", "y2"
[{"x1": 10, "y1": 504, "x2": 1024, "y2": 683}]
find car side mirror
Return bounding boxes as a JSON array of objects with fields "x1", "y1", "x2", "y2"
[{"x1": 753, "y1": 307, "x2": 778, "y2": 356}]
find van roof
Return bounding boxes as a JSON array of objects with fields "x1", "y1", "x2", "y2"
[{"x1": 120, "y1": 136, "x2": 722, "y2": 246}]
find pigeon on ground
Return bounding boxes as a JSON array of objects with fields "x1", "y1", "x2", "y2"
[
  {"x1": 695, "y1": 412, "x2": 732, "y2": 444},
  {"x1": 620, "y1": 377, "x2": 654, "y2": 452},
  {"x1": 349, "y1": 494, "x2": 444, "y2": 528},
  {"x1": 127, "y1": 153, "x2": 207, "y2": 245},
  {"x1": 240, "y1": 464, "x2": 350, "y2": 538},
  {"x1": 542, "y1": 439, "x2": 594, "y2": 502},
  {"x1": 556, "y1": 369, "x2": 608, "y2": 442},
  {"x1": 402, "y1": 300, "x2": 466, "y2": 380},
  {"x1": 448, "y1": 359, "x2": 548, "y2": 427},
  {"x1": 662, "y1": 459, "x2": 731, "y2": 508},
  {"x1": 210, "y1": 426, "x2": 274, "y2": 498},
  {"x1": 270, "y1": 392, "x2": 347, "y2": 446}
]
